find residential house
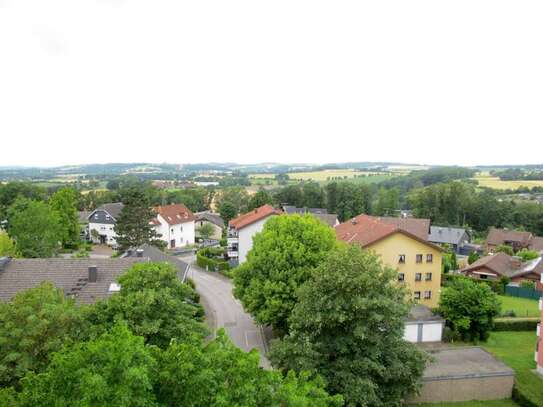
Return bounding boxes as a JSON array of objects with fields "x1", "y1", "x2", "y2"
[
  {"x1": 281, "y1": 205, "x2": 339, "y2": 227},
  {"x1": 428, "y1": 226, "x2": 470, "y2": 253},
  {"x1": 152, "y1": 204, "x2": 195, "y2": 249},
  {"x1": 194, "y1": 211, "x2": 225, "y2": 240},
  {"x1": 537, "y1": 273, "x2": 543, "y2": 376},
  {"x1": 227, "y1": 204, "x2": 281, "y2": 264},
  {"x1": 87, "y1": 203, "x2": 124, "y2": 246},
  {"x1": 335, "y1": 214, "x2": 442, "y2": 308},
  {"x1": 336, "y1": 214, "x2": 443, "y2": 343},
  {"x1": 486, "y1": 227, "x2": 543, "y2": 253},
  {"x1": 460, "y1": 252, "x2": 543, "y2": 290},
  {"x1": 0, "y1": 256, "x2": 142, "y2": 304}
]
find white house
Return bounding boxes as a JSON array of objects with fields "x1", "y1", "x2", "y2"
[
  {"x1": 87, "y1": 203, "x2": 124, "y2": 246},
  {"x1": 227, "y1": 204, "x2": 280, "y2": 264},
  {"x1": 152, "y1": 204, "x2": 195, "y2": 249}
]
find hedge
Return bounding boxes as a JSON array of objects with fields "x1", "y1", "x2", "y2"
[
  {"x1": 493, "y1": 317, "x2": 540, "y2": 332},
  {"x1": 513, "y1": 386, "x2": 539, "y2": 407},
  {"x1": 196, "y1": 248, "x2": 230, "y2": 271}
]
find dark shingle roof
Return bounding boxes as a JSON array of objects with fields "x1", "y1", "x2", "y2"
[
  {"x1": 123, "y1": 244, "x2": 190, "y2": 277},
  {"x1": 89, "y1": 202, "x2": 125, "y2": 220},
  {"x1": 0, "y1": 257, "x2": 142, "y2": 304},
  {"x1": 428, "y1": 226, "x2": 469, "y2": 246},
  {"x1": 195, "y1": 211, "x2": 225, "y2": 228}
]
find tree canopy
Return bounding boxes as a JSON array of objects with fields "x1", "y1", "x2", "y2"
[
  {"x1": 7, "y1": 198, "x2": 62, "y2": 258},
  {"x1": 269, "y1": 245, "x2": 427, "y2": 406},
  {"x1": 0, "y1": 282, "x2": 86, "y2": 388},
  {"x1": 114, "y1": 188, "x2": 161, "y2": 251},
  {"x1": 234, "y1": 214, "x2": 337, "y2": 333},
  {"x1": 49, "y1": 187, "x2": 80, "y2": 249},
  {"x1": 439, "y1": 277, "x2": 501, "y2": 341}
]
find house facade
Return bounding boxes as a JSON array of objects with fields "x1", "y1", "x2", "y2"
[
  {"x1": 336, "y1": 214, "x2": 442, "y2": 308},
  {"x1": 194, "y1": 211, "x2": 225, "y2": 240},
  {"x1": 227, "y1": 204, "x2": 281, "y2": 264},
  {"x1": 152, "y1": 204, "x2": 195, "y2": 249},
  {"x1": 87, "y1": 203, "x2": 124, "y2": 246}
]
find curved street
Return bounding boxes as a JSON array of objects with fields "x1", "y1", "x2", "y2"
[{"x1": 182, "y1": 255, "x2": 271, "y2": 368}]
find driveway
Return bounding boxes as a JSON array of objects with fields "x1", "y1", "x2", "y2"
[{"x1": 182, "y1": 256, "x2": 270, "y2": 368}]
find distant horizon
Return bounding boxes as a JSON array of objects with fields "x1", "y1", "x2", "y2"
[{"x1": 1, "y1": 161, "x2": 543, "y2": 171}]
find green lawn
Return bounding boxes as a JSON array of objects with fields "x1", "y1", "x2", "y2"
[
  {"x1": 417, "y1": 400, "x2": 518, "y2": 407},
  {"x1": 483, "y1": 331, "x2": 543, "y2": 406},
  {"x1": 498, "y1": 295, "x2": 540, "y2": 318}
]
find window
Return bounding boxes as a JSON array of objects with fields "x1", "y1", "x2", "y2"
[
  {"x1": 414, "y1": 291, "x2": 421, "y2": 300},
  {"x1": 94, "y1": 213, "x2": 99, "y2": 219},
  {"x1": 480, "y1": 274, "x2": 488, "y2": 280},
  {"x1": 424, "y1": 291, "x2": 432, "y2": 299},
  {"x1": 398, "y1": 254, "x2": 406, "y2": 264},
  {"x1": 415, "y1": 273, "x2": 422, "y2": 281},
  {"x1": 425, "y1": 272, "x2": 432, "y2": 281},
  {"x1": 171, "y1": 228, "x2": 174, "y2": 233},
  {"x1": 105, "y1": 215, "x2": 110, "y2": 220},
  {"x1": 398, "y1": 273, "x2": 405, "y2": 282},
  {"x1": 426, "y1": 254, "x2": 433, "y2": 263},
  {"x1": 416, "y1": 254, "x2": 423, "y2": 263}
]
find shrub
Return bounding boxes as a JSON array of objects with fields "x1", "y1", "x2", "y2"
[
  {"x1": 196, "y1": 247, "x2": 230, "y2": 271},
  {"x1": 493, "y1": 317, "x2": 539, "y2": 332}
]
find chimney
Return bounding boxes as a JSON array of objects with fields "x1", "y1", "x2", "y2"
[
  {"x1": 511, "y1": 256, "x2": 522, "y2": 269},
  {"x1": 88, "y1": 266, "x2": 97, "y2": 283},
  {"x1": 136, "y1": 249, "x2": 144, "y2": 257}
]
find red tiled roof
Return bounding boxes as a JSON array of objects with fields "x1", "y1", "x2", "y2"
[
  {"x1": 529, "y1": 236, "x2": 543, "y2": 252},
  {"x1": 335, "y1": 214, "x2": 441, "y2": 250},
  {"x1": 154, "y1": 204, "x2": 195, "y2": 225},
  {"x1": 229, "y1": 204, "x2": 281, "y2": 230}
]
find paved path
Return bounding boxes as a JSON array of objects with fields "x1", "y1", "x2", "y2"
[{"x1": 182, "y1": 256, "x2": 270, "y2": 368}]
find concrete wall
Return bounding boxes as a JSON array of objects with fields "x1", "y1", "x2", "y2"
[
  {"x1": 368, "y1": 233, "x2": 442, "y2": 308},
  {"x1": 409, "y1": 375, "x2": 514, "y2": 404}
]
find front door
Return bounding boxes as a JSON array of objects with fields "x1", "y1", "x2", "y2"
[{"x1": 170, "y1": 239, "x2": 175, "y2": 249}]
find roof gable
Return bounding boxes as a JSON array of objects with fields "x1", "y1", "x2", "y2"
[{"x1": 229, "y1": 204, "x2": 281, "y2": 230}]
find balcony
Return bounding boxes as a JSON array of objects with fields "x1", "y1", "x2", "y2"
[{"x1": 227, "y1": 250, "x2": 239, "y2": 258}]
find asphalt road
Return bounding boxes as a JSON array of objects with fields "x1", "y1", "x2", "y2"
[{"x1": 182, "y1": 256, "x2": 271, "y2": 368}]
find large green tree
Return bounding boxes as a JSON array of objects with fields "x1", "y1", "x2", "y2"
[
  {"x1": 270, "y1": 245, "x2": 428, "y2": 406},
  {"x1": 155, "y1": 329, "x2": 342, "y2": 407},
  {"x1": 233, "y1": 214, "x2": 336, "y2": 333},
  {"x1": 7, "y1": 198, "x2": 62, "y2": 258},
  {"x1": 49, "y1": 187, "x2": 80, "y2": 249},
  {"x1": 17, "y1": 323, "x2": 158, "y2": 406},
  {"x1": 0, "y1": 282, "x2": 86, "y2": 388},
  {"x1": 86, "y1": 262, "x2": 206, "y2": 348},
  {"x1": 217, "y1": 187, "x2": 249, "y2": 223},
  {"x1": 439, "y1": 277, "x2": 501, "y2": 341},
  {"x1": 114, "y1": 188, "x2": 161, "y2": 251}
]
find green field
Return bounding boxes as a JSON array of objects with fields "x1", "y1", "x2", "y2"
[
  {"x1": 498, "y1": 295, "x2": 541, "y2": 318},
  {"x1": 472, "y1": 173, "x2": 543, "y2": 190}
]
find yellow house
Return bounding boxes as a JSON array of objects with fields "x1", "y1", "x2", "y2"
[{"x1": 336, "y1": 214, "x2": 443, "y2": 308}]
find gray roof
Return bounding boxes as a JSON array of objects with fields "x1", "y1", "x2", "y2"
[
  {"x1": 89, "y1": 202, "x2": 124, "y2": 220},
  {"x1": 78, "y1": 211, "x2": 91, "y2": 223},
  {"x1": 428, "y1": 226, "x2": 469, "y2": 246},
  {"x1": 282, "y1": 206, "x2": 329, "y2": 215},
  {"x1": 0, "y1": 257, "x2": 142, "y2": 304},
  {"x1": 282, "y1": 206, "x2": 338, "y2": 227},
  {"x1": 195, "y1": 211, "x2": 225, "y2": 229},
  {"x1": 123, "y1": 244, "x2": 190, "y2": 277},
  {"x1": 422, "y1": 347, "x2": 514, "y2": 381},
  {"x1": 406, "y1": 305, "x2": 444, "y2": 323}
]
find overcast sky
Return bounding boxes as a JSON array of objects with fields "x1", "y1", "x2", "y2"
[{"x1": 0, "y1": 1, "x2": 541, "y2": 168}]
